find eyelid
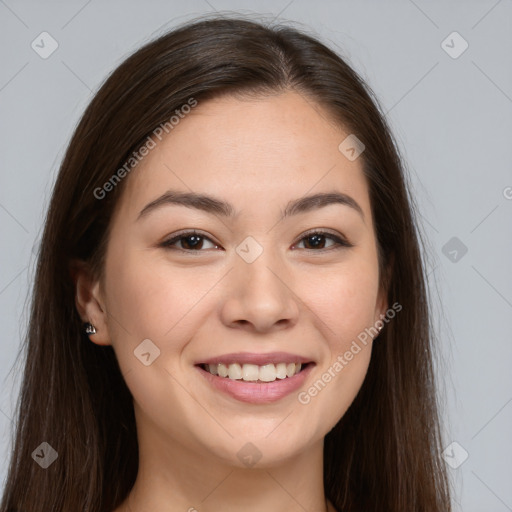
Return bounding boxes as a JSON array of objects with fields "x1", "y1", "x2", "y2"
[
  {"x1": 291, "y1": 228, "x2": 353, "y2": 250},
  {"x1": 160, "y1": 228, "x2": 353, "y2": 252},
  {"x1": 160, "y1": 229, "x2": 222, "y2": 251}
]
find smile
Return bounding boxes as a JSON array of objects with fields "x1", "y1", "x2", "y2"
[
  {"x1": 195, "y1": 352, "x2": 315, "y2": 404},
  {"x1": 202, "y1": 362, "x2": 304, "y2": 382}
]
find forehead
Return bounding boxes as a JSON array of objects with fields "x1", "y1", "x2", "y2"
[{"x1": 116, "y1": 91, "x2": 371, "y2": 221}]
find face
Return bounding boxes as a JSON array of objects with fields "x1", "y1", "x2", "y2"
[{"x1": 81, "y1": 91, "x2": 387, "y2": 468}]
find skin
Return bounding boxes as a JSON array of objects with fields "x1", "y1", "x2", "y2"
[{"x1": 74, "y1": 91, "x2": 388, "y2": 512}]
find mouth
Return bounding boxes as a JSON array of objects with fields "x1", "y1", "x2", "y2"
[
  {"x1": 197, "y1": 361, "x2": 312, "y2": 383},
  {"x1": 194, "y1": 352, "x2": 315, "y2": 404}
]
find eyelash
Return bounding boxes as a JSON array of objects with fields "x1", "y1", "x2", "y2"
[{"x1": 160, "y1": 229, "x2": 353, "y2": 253}]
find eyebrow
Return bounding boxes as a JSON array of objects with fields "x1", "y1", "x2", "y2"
[{"x1": 136, "y1": 189, "x2": 365, "y2": 222}]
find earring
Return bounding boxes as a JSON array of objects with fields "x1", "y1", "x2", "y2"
[{"x1": 84, "y1": 322, "x2": 97, "y2": 335}]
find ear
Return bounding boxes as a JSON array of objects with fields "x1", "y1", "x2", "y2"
[{"x1": 69, "y1": 259, "x2": 111, "y2": 346}]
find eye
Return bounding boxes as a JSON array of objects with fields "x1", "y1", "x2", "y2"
[
  {"x1": 160, "y1": 229, "x2": 353, "y2": 253},
  {"x1": 160, "y1": 230, "x2": 221, "y2": 251},
  {"x1": 292, "y1": 230, "x2": 353, "y2": 251}
]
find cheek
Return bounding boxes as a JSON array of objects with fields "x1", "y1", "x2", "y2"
[
  {"x1": 293, "y1": 255, "x2": 379, "y2": 424},
  {"x1": 104, "y1": 255, "x2": 173, "y2": 339},
  {"x1": 298, "y1": 257, "x2": 380, "y2": 346},
  {"x1": 297, "y1": 341, "x2": 372, "y2": 443},
  {"x1": 103, "y1": 245, "x2": 225, "y2": 380},
  {"x1": 102, "y1": 250, "x2": 218, "y2": 434},
  {"x1": 104, "y1": 247, "x2": 207, "y2": 338},
  {"x1": 121, "y1": 361, "x2": 213, "y2": 456}
]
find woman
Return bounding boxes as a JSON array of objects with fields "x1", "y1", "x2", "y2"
[{"x1": 0, "y1": 16, "x2": 452, "y2": 512}]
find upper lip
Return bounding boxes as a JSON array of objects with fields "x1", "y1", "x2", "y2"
[{"x1": 197, "y1": 352, "x2": 314, "y2": 366}]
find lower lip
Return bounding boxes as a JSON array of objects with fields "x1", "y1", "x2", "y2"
[{"x1": 196, "y1": 364, "x2": 314, "y2": 404}]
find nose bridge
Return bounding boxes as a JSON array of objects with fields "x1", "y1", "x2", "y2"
[
  {"x1": 236, "y1": 240, "x2": 290, "y2": 302},
  {"x1": 239, "y1": 252, "x2": 285, "y2": 298},
  {"x1": 220, "y1": 237, "x2": 299, "y2": 331}
]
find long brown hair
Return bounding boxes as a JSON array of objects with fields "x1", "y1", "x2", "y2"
[{"x1": 1, "y1": 16, "x2": 451, "y2": 512}]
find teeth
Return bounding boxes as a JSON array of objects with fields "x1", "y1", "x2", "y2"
[
  {"x1": 242, "y1": 364, "x2": 259, "y2": 381},
  {"x1": 228, "y1": 363, "x2": 242, "y2": 380},
  {"x1": 218, "y1": 363, "x2": 228, "y2": 378},
  {"x1": 204, "y1": 362, "x2": 304, "y2": 382},
  {"x1": 259, "y1": 364, "x2": 276, "y2": 382},
  {"x1": 276, "y1": 363, "x2": 287, "y2": 379}
]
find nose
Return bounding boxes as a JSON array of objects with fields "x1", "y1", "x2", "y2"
[{"x1": 219, "y1": 254, "x2": 300, "y2": 334}]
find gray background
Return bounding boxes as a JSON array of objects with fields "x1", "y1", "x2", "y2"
[{"x1": 1, "y1": 1, "x2": 511, "y2": 510}]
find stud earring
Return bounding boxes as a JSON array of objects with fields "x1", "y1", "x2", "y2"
[{"x1": 84, "y1": 322, "x2": 97, "y2": 335}]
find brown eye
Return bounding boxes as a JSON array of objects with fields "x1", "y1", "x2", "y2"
[
  {"x1": 302, "y1": 234, "x2": 329, "y2": 249},
  {"x1": 294, "y1": 231, "x2": 352, "y2": 251},
  {"x1": 179, "y1": 234, "x2": 205, "y2": 250},
  {"x1": 161, "y1": 231, "x2": 219, "y2": 251}
]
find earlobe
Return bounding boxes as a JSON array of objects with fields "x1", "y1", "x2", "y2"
[{"x1": 69, "y1": 259, "x2": 111, "y2": 346}]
